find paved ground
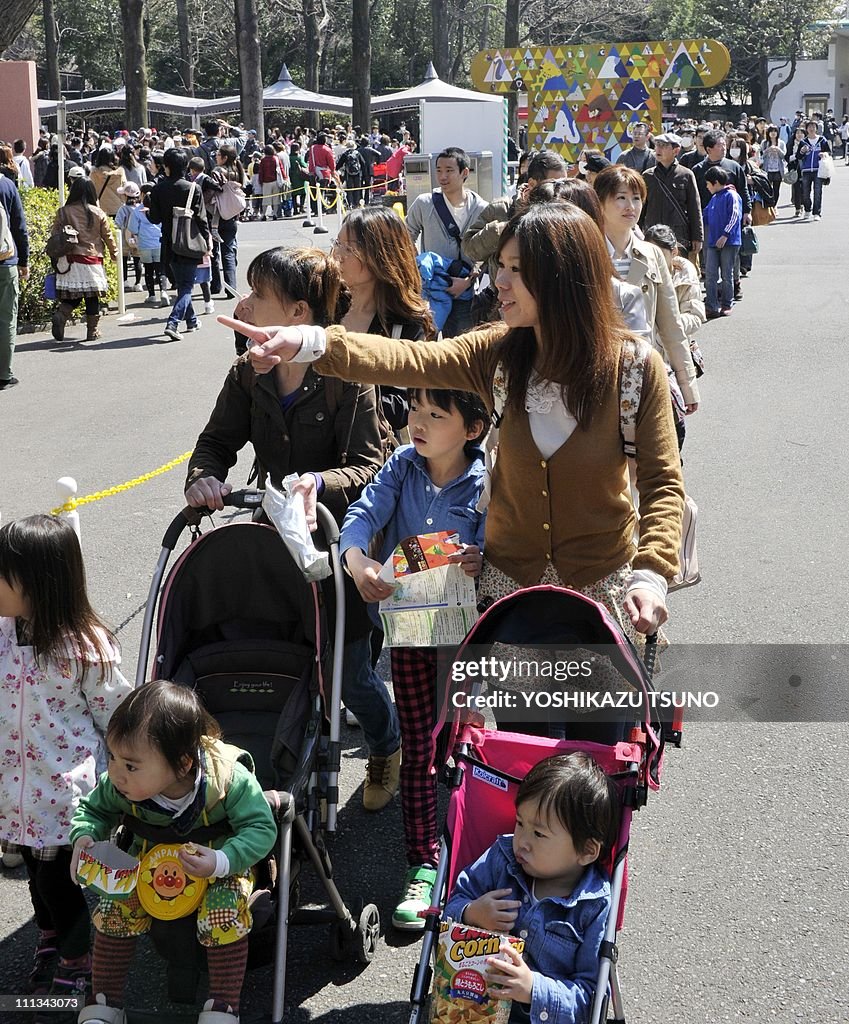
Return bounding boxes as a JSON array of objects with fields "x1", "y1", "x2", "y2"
[{"x1": 1, "y1": 179, "x2": 848, "y2": 1024}]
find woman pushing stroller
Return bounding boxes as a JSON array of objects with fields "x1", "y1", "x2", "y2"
[
  {"x1": 222, "y1": 202, "x2": 685, "y2": 650},
  {"x1": 185, "y1": 246, "x2": 401, "y2": 813}
]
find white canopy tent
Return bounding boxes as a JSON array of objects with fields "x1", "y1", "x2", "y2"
[
  {"x1": 38, "y1": 88, "x2": 206, "y2": 118},
  {"x1": 202, "y1": 64, "x2": 352, "y2": 117},
  {"x1": 372, "y1": 63, "x2": 507, "y2": 194},
  {"x1": 370, "y1": 62, "x2": 504, "y2": 111}
]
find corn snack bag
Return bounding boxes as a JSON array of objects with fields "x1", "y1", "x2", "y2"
[{"x1": 431, "y1": 919, "x2": 525, "y2": 1023}]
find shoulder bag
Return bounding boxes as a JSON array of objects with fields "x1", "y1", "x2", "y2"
[
  {"x1": 217, "y1": 179, "x2": 247, "y2": 220},
  {"x1": 171, "y1": 181, "x2": 209, "y2": 259}
]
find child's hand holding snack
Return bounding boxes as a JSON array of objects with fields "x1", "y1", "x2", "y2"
[
  {"x1": 447, "y1": 543, "x2": 483, "y2": 578},
  {"x1": 463, "y1": 887, "x2": 522, "y2": 932},
  {"x1": 486, "y1": 941, "x2": 534, "y2": 1004},
  {"x1": 177, "y1": 842, "x2": 217, "y2": 878},
  {"x1": 70, "y1": 835, "x2": 95, "y2": 882},
  {"x1": 346, "y1": 547, "x2": 396, "y2": 603}
]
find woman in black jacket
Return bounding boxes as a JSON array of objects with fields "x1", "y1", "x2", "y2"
[{"x1": 187, "y1": 246, "x2": 401, "y2": 811}]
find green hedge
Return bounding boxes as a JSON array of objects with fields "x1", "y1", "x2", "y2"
[{"x1": 18, "y1": 187, "x2": 119, "y2": 326}]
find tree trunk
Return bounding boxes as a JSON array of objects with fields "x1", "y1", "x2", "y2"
[
  {"x1": 119, "y1": 0, "x2": 147, "y2": 128},
  {"x1": 42, "y1": 0, "x2": 60, "y2": 99},
  {"x1": 303, "y1": 0, "x2": 324, "y2": 130},
  {"x1": 235, "y1": 0, "x2": 264, "y2": 138},
  {"x1": 351, "y1": 0, "x2": 370, "y2": 131},
  {"x1": 504, "y1": 0, "x2": 520, "y2": 141},
  {"x1": 0, "y1": 0, "x2": 39, "y2": 54},
  {"x1": 175, "y1": 0, "x2": 193, "y2": 96},
  {"x1": 431, "y1": 0, "x2": 449, "y2": 79}
]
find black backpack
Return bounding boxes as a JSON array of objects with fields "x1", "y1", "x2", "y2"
[{"x1": 344, "y1": 151, "x2": 362, "y2": 181}]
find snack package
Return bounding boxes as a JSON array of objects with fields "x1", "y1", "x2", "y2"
[{"x1": 431, "y1": 919, "x2": 525, "y2": 1023}]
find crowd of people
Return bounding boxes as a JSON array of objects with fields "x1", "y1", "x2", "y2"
[
  {"x1": 0, "y1": 117, "x2": 420, "y2": 379},
  {"x1": 0, "y1": 101, "x2": 833, "y2": 1022}
]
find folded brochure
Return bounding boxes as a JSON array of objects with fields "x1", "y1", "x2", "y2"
[{"x1": 378, "y1": 531, "x2": 478, "y2": 647}]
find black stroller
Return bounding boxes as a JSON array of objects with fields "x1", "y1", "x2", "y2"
[{"x1": 131, "y1": 491, "x2": 379, "y2": 1022}]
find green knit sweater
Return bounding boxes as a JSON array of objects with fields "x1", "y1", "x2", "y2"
[{"x1": 69, "y1": 739, "x2": 277, "y2": 876}]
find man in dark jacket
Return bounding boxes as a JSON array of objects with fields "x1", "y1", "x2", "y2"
[
  {"x1": 641, "y1": 133, "x2": 704, "y2": 260},
  {"x1": 42, "y1": 144, "x2": 78, "y2": 190},
  {"x1": 0, "y1": 174, "x2": 28, "y2": 390},
  {"x1": 148, "y1": 147, "x2": 210, "y2": 342},
  {"x1": 692, "y1": 131, "x2": 752, "y2": 218}
]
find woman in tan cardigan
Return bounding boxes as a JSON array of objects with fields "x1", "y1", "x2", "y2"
[{"x1": 222, "y1": 204, "x2": 685, "y2": 645}]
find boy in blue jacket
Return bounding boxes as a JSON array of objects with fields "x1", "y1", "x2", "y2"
[
  {"x1": 341, "y1": 387, "x2": 487, "y2": 930},
  {"x1": 703, "y1": 166, "x2": 742, "y2": 318}
]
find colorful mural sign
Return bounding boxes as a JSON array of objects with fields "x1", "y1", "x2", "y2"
[{"x1": 470, "y1": 40, "x2": 731, "y2": 163}]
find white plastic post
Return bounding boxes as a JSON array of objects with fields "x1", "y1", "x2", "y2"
[
  {"x1": 337, "y1": 189, "x2": 345, "y2": 234},
  {"x1": 56, "y1": 477, "x2": 80, "y2": 540},
  {"x1": 302, "y1": 183, "x2": 314, "y2": 227},
  {"x1": 115, "y1": 229, "x2": 126, "y2": 315}
]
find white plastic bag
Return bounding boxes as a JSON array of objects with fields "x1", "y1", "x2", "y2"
[{"x1": 262, "y1": 474, "x2": 331, "y2": 582}]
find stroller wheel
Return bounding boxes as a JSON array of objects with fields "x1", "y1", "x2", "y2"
[
  {"x1": 328, "y1": 919, "x2": 353, "y2": 962},
  {"x1": 355, "y1": 903, "x2": 380, "y2": 964}
]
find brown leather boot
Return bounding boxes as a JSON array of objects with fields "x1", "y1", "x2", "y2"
[
  {"x1": 51, "y1": 302, "x2": 73, "y2": 341},
  {"x1": 85, "y1": 315, "x2": 101, "y2": 341}
]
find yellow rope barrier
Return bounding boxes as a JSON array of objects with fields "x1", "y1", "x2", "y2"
[
  {"x1": 51, "y1": 451, "x2": 194, "y2": 515},
  {"x1": 254, "y1": 175, "x2": 403, "y2": 203}
]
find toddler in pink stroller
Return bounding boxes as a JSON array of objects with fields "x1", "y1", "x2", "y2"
[{"x1": 409, "y1": 586, "x2": 671, "y2": 1024}]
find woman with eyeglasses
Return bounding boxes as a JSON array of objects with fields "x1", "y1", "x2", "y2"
[{"x1": 331, "y1": 206, "x2": 435, "y2": 432}]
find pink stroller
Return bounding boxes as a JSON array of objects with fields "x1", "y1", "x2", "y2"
[{"x1": 408, "y1": 586, "x2": 671, "y2": 1024}]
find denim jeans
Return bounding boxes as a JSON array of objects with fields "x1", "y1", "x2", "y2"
[
  {"x1": 704, "y1": 243, "x2": 739, "y2": 312},
  {"x1": 801, "y1": 170, "x2": 823, "y2": 215},
  {"x1": 0, "y1": 264, "x2": 19, "y2": 380},
  {"x1": 168, "y1": 257, "x2": 199, "y2": 328},
  {"x1": 442, "y1": 296, "x2": 474, "y2": 337},
  {"x1": 218, "y1": 217, "x2": 238, "y2": 291},
  {"x1": 342, "y1": 634, "x2": 401, "y2": 757}
]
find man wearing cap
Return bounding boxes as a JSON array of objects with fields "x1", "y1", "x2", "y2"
[
  {"x1": 242, "y1": 130, "x2": 261, "y2": 161},
  {"x1": 617, "y1": 123, "x2": 656, "y2": 173},
  {"x1": 582, "y1": 151, "x2": 611, "y2": 185},
  {"x1": 641, "y1": 132, "x2": 703, "y2": 263}
]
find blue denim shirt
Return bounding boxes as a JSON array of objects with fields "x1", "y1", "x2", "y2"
[
  {"x1": 444, "y1": 836, "x2": 611, "y2": 1024},
  {"x1": 340, "y1": 443, "x2": 486, "y2": 566}
]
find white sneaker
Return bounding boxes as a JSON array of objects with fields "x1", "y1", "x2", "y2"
[
  {"x1": 203, "y1": 301, "x2": 215, "y2": 315},
  {"x1": 160, "y1": 292, "x2": 171, "y2": 307},
  {"x1": 812, "y1": 214, "x2": 822, "y2": 221},
  {"x1": 804, "y1": 211, "x2": 812, "y2": 221},
  {"x1": 344, "y1": 706, "x2": 360, "y2": 727},
  {"x1": 198, "y1": 999, "x2": 239, "y2": 1024},
  {"x1": 78, "y1": 993, "x2": 126, "y2": 1023},
  {"x1": 1, "y1": 847, "x2": 23, "y2": 868},
  {"x1": 131, "y1": 283, "x2": 145, "y2": 292}
]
